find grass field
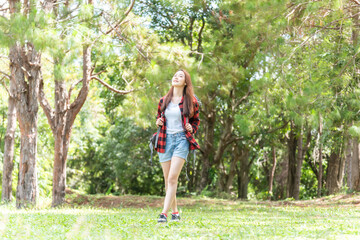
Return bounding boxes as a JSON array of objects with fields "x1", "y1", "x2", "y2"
[{"x1": 1, "y1": 191, "x2": 360, "y2": 239}]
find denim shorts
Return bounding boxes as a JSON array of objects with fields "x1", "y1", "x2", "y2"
[{"x1": 158, "y1": 131, "x2": 190, "y2": 163}]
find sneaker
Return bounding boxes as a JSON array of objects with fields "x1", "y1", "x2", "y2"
[
  {"x1": 171, "y1": 213, "x2": 181, "y2": 222},
  {"x1": 157, "y1": 213, "x2": 167, "y2": 223}
]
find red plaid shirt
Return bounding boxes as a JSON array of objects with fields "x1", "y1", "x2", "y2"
[{"x1": 153, "y1": 95, "x2": 200, "y2": 153}]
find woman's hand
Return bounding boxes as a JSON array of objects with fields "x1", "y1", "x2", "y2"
[
  {"x1": 156, "y1": 118, "x2": 164, "y2": 127},
  {"x1": 185, "y1": 123, "x2": 193, "y2": 133}
]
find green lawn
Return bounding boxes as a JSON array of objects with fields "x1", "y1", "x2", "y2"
[{"x1": 1, "y1": 195, "x2": 360, "y2": 239}]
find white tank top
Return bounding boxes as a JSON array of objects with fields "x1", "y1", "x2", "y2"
[{"x1": 165, "y1": 101, "x2": 184, "y2": 134}]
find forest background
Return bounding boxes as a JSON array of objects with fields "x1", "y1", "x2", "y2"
[{"x1": 1, "y1": 0, "x2": 360, "y2": 208}]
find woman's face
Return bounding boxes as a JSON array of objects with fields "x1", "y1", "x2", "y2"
[{"x1": 172, "y1": 71, "x2": 186, "y2": 87}]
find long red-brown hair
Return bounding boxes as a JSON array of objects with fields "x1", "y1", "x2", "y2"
[{"x1": 161, "y1": 69, "x2": 195, "y2": 118}]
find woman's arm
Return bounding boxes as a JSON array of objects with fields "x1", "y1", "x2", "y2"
[{"x1": 189, "y1": 99, "x2": 200, "y2": 134}]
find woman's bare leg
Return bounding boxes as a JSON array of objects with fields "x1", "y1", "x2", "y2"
[
  {"x1": 161, "y1": 156, "x2": 185, "y2": 214},
  {"x1": 160, "y1": 161, "x2": 178, "y2": 213}
]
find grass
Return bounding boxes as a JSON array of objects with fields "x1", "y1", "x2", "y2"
[{"x1": 1, "y1": 194, "x2": 360, "y2": 239}]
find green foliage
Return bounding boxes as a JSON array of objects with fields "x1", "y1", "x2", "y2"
[
  {"x1": 299, "y1": 162, "x2": 319, "y2": 200},
  {"x1": 349, "y1": 125, "x2": 360, "y2": 139},
  {"x1": 0, "y1": 9, "x2": 54, "y2": 50},
  {"x1": 67, "y1": 115, "x2": 165, "y2": 195},
  {"x1": 79, "y1": 4, "x2": 94, "y2": 21},
  {"x1": 2, "y1": 0, "x2": 360, "y2": 202}
]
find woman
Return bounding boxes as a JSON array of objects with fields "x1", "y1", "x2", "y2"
[{"x1": 153, "y1": 69, "x2": 200, "y2": 223}]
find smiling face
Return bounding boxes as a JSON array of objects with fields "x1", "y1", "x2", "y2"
[{"x1": 172, "y1": 70, "x2": 186, "y2": 87}]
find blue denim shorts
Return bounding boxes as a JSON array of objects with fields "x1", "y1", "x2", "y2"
[{"x1": 158, "y1": 131, "x2": 190, "y2": 163}]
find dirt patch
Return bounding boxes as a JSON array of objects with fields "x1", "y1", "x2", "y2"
[
  {"x1": 64, "y1": 188, "x2": 233, "y2": 209},
  {"x1": 64, "y1": 188, "x2": 360, "y2": 209},
  {"x1": 255, "y1": 193, "x2": 360, "y2": 208}
]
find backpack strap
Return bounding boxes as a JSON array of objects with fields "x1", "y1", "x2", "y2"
[
  {"x1": 154, "y1": 113, "x2": 163, "y2": 149},
  {"x1": 149, "y1": 141, "x2": 154, "y2": 166},
  {"x1": 149, "y1": 112, "x2": 164, "y2": 166}
]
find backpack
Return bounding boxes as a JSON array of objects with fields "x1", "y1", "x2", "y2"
[{"x1": 149, "y1": 112, "x2": 164, "y2": 166}]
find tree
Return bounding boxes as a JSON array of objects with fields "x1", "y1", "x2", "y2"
[
  {"x1": 37, "y1": 0, "x2": 137, "y2": 207},
  {"x1": 1, "y1": 51, "x2": 16, "y2": 202}
]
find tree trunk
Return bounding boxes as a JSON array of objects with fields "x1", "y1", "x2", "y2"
[
  {"x1": 193, "y1": 153, "x2": 202, "y2": 192},
  {"x1": 198, "y1": 107, "x2": 215, "y2": 192},
  {"x1": 199, "y1": 154, "x2": 211, "y2": 192},
  {"x1": 348, "y1": 138, "x2": 360, "y2": 191},
  {"x1": 327, "y1": 152, "x2": 340, "y2": 194},
  {"x1": 2, "y1": 0, "x2": 20, "y2": 205},
  {"x1": 51, "y1": 80, "x2": 71, "y2": 207},
  {"x1": 346, "y1": 0, "x2": 360, "y2": 193},
  {"x1": 345, "y1": 138, "x2": 353, "y2": 189},
  {"x1": 224, "y1": 143, "x2": 240, "y2": 193},
  {"x1": 275, "y1": 151, "x2": 288, "y2": 200},
  {"x1": 1, "y1": 67, "x2": 17, "y2": 202},
  {"x1": 212, "y1": 114, "x2": 236, "y2": 193},
  {"x1": 287, "y1": 121, "x2": 310, "y2": 200},
  {"x1": 38, "y1": 45, "x2": 92, "y2": 207},
  {"x1": 11, "y1": 42, "x2": 41, "y2": 208},
  {"x1": 268, "y1": 146, "x2": 276, "y2": 200},
  {"x1": 53, "y1": 45, "x2": 91, "y2": 207},
  {"x1": 186, "y1": 157, "x2": 194, "y2": 192},
  {"x1": 326, "y1": 146, "x2": 346, "y2": 195},
  {"x1": 286, "y1": 122, "x2": 297, "y2": 198},
  {"x1": 337, "y1": 154, "x2": 344, "y2": 191},
  {"x1": 218, "y1": 143, "x2": 239, "y2": 193},
  {"x1": 198, "y1": 88, "x2": 250, "y2": 192},
  {"x1": 236, "y1": 147, "x2": 250, "y2": 199},
  {"x1": 317, "y1": 115, "x2": 323, "y2": 197},
  {"x1": 293, "y1": 123, "x2": 303, "y2": 200}
]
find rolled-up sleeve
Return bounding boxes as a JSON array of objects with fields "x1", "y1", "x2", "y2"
[{"x1": 156, "y1": 98, "x2": 163, "y2": 120}]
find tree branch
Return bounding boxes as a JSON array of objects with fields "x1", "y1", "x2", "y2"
[
  {"x1": 68, "y1": 78, "x2": 83, "y2": 102},
  {"x1": 124, "y1": 0, "x2": 135, "y2": 17},
  {"x1": 0, "y1": 76, "x2": 14, "y2": 98},
  {"x1": 103, "y1": 15, "x2": 151, "y2": 64},
  {"x1": 234, "y1": 89, "x2": 252, "y2": 109},
  {"x1": 92, "y1": 69, "x2": 106, "y2": 77},
  {"x1": 225, "y1": 136, "x2": 245, "y2": 146},
  {"x1": 38, "y1": 75, "x2": 56, "y2": 133},
  {"x1": 338, "y1": 50, "x2": 360, "y2": 77},
  {"x1": 226, "y1": 120, "x2": 289, "y2": 146},
  {"x1": 69, "y1": 45, "x2": 92, "y2": 112},
  {"x1": 282, "y1": 14, "x2": 360, "y2": 70},
  {"x1": 102, "y1": 0, "x2": 135, "y2": 36},
  {"x1": 0, "y1": 55, "x2": 9, "y2": 60},
  {"x1": 0, "y1": 70, "x2": 11, "y2": 80},
  {"x1": 197, "y1": 16, "x2": 205, "y2": 53},
  {"x1": 91, "y1": 76, "x2": 134, "y2": 94},
  {"x1": 267, "y1": 121, "x2": 289, "y2": 134}
]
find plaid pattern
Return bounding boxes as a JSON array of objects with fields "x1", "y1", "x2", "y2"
[{"x1": 153, "y1": 95, "x2": 200, "y2": 153}]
